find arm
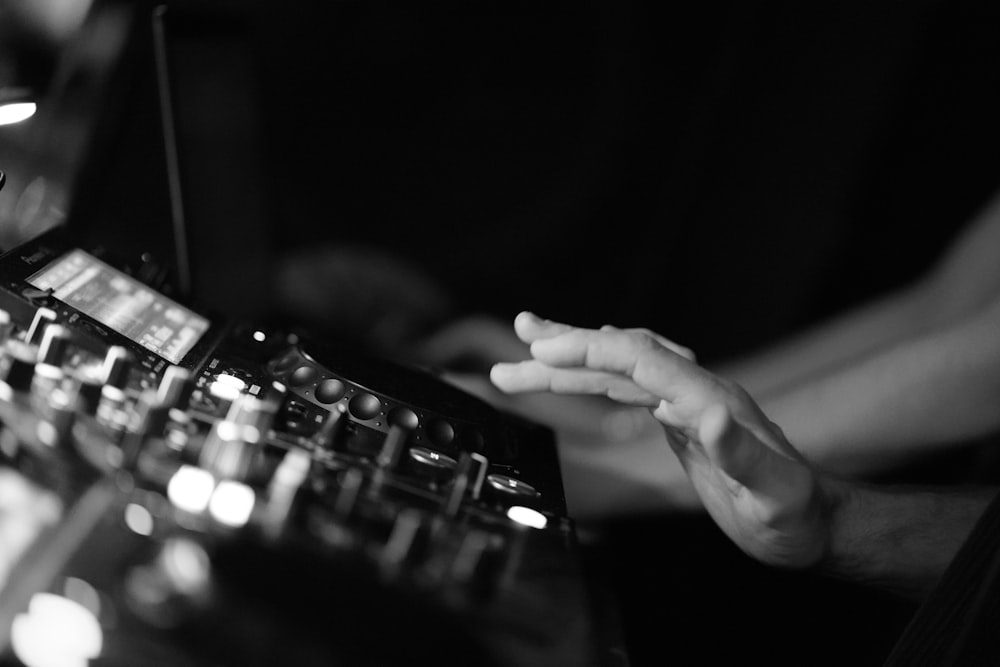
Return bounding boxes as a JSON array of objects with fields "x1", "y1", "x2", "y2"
[
  {"x1": 720, "y1": 190, "x2": 1000, "y2": 397},
  {"x1": 716, "y1": 193, "x2": 1000, "y2": 475},
  {"x1": 491, "y1": 314, "x2": 995, "y2": 597},
  {"x1": 753, "y1": 295, "x2": 1000, "y2": 476}
]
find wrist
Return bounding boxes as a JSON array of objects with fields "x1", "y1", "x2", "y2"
[{"x1": 813, "y1": 477, "x2": 995, "y2": 599}]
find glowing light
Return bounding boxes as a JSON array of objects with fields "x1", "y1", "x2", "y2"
[
  {"x1": 166, "y1": 465, "x2": 215, "y2": 514},
  {"x1": 252, "y1": 330, "x2": 266, "y2": 343},
  {"x1": 11, "y1": 592, "x2": 102, "y2": 667},
  {"x1": 124, "y1": 503, "x2": 154, "y2": 536},
  {"x1": 208, "y1": 480, "x2": 255, "y2": 527},
  {"x1": 0, "y1": 102, "x2": 37, "y2": 126},
  {"x1": 506, "y1": 505, "x2": 548, "y2": 530},
  {"x1": 161, "y1": 538, "x2": 211, "y2": 595},
  {"x1": 208, "y1": 381, "x2": 240, "y2": 402},
  {"x1": 213, "y1": 373, "x2": 246, "y2": 392}
]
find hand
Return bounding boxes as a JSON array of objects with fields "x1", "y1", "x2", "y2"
[
  {"x1": 491, "y1": 312, "x2": 835, "y2": 569},
  {"x1": 410, "y1": 314, "x2": 703, "y2": 518}
]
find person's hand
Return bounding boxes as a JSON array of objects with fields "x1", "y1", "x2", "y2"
[
  {"x1": 409, "y1": 314, "x2": 703, "y2": 518},
  {"x1": 491, "y1": 312, "x2": 836, "y2": 569}
]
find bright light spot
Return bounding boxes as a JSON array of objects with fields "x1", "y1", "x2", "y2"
[
  {"x1": 213, "y1": 374, "x2": 246, "y2": 391},
  {"x1": 35, "y1": 421, "x2": 58, "y2": 447},
  {"x1": 123, "y1": 503, "x2": 154, "y2": 536},
  {"x1": 506, "y1": 505, "x2": 548, "y2": 530},
  {"x1": 214, "y1": 420, "x2": 241, "y2": 442},
  {"x1": 208, "y1": 381, "x2": 240, "y2": 402},
  {"x1": 166, "y1": 466, "x2": 215, "y2": 514},
  {"x1": 252, "y1": 330, "x2": 266, "y2": 343},
  {"x1": 11, "y1": 592, "x2": 102, "y2": 667},
  {"x1": 0, "y1": 102, "x2": 37, "y2": 126},
  {"x1": 209, "y1": 480, "x2": 255, "y2": 528},
  {"x1": 161, "y1": 538, "x2": 211, "y2": 595}
]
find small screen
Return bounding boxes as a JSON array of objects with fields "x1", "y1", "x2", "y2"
[{"x1": 27, "y1": 249, "x2": 211, "y2": 364}]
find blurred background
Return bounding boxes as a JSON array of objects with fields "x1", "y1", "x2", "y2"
[{"x1": 2, "y1": 0, "x2": 1000, "y2": 664}]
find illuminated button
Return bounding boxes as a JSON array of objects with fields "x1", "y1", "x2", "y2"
[
  {"x1": 427, "y1": 419, "x2": 454, "y2": 446},
  {"x1": 213, "y1": 373, "x2": 246, "y2": 392},
  {"x1": 408, "y1": 447, "x2": 457, "y2": 480},
  {"x1": 315, "y1": 378, "x2": 346, "y2": 404},
  {"x1": 485, "y1": 474, "x2": 539, "y2": 499},
  {"x1": 273, "y1": 353, "x2": 299, "y2": 374},
  {"x1": 507, "y1": 505, "x2": 548, "y2": 529},
  {"x1": 289, "y1": 365, "x2": 318, "y2": 387},
  {"x1": 388, "y1": 407, "x2": 419, "y2": 429},
  {"x1": 348, "y1": 392, "x2": 381, "y2": 420}
]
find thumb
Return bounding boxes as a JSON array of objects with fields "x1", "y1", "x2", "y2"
[{"x1": 698, "y1": 403, "x2": 770, "y2": 490}]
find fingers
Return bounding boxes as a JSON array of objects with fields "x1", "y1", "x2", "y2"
[
  {"x1": 491, "y1": 360, "x2": 660, "y2": 407},
  {"x1": 524, "y1": 326, "x2": 715, "y2": 407},
  {"x1": 513, "y1": 311, "x2": 577, "y2": 344},
  {"x1": 515, "y1": 312, "x2": 696, "y2": 362},
  {"x1": 603, "y1": 325, "x2": 696, "y2": 362}
]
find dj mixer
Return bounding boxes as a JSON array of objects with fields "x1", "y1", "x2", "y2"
[{"x1": 0, "y1": 227, "x2": 612, "y2": 667}]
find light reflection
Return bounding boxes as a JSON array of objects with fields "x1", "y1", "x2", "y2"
[
  {"x1": 0, "y1": 102, "x2": 37, "y2": 126},
  {"x1": 11, "y1": 592, "x2": 102, "y2": 667},
  {"x1": 506, "y1": 505, "x2": 548, "y2": 530},
  {"x1": 208, "y1": 480, "x2": 255, "y2": 527},
  {"x1": 123, "y1": 502, "x2": 154, "y2": 536},
  {"x1": 166, "y1": 465, "x2": 214, "y2": 514}
]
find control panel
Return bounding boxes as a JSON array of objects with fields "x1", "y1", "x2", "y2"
[{"x1": 0, "y1": 229, "x2": 606, "y2": 667}]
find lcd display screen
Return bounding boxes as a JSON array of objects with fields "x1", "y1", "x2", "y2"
[{"x1": 26, "y1": 249, "x2": 211, "y2": 364}]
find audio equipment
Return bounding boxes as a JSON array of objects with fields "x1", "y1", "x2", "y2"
[{"x1": 0, "y1": 226, "x2": 607, "y2": 667}]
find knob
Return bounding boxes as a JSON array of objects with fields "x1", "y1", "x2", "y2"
[
  {"x1": 0, "y1": 309, "x2": 14, "y2": 343},
  {"x1": 72, "y1": 364, "x2": 105, "y2": 416},
  {"x1": 443, "y1": 452, "x2": 489, "y2": 517},
  {"x1": 375, "y1": 424, "x2": 412, "y2": 471},
  {"x1": 24, "y1": 307, "x2": 56, "y2": 346},
  {"x1": 156, "y1": 366, "x2": 195, "y2": 413},
  {"x1": 261, "y1": 446, "x2": 312, "y2": 539},
  {"x1": 31, "y1": 324, "x2": 70, "y2": 395},
  {"x1": 312, "y1": 403, "x2": 348, "y2": 450},
  {"x1": 100, "y1": 346, "x2": 133, "y2": 392},
  {"x1": 0, "y1": 340, "x2": 37, "y2": 392}
]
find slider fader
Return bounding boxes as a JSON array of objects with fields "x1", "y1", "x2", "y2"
[{"x1": 0, "y1": 228, "x2": 614, "y2": 667}]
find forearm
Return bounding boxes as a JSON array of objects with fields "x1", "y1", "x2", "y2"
[
  {"x1": 721, "y1": 191, "x2": 1000, "y2": 398},
  {"x1": 821, "y1": 479, "x2": 996, "y2": 599},
  {"x1": 719, "y1": 282, "x2": 933, "y2": 396},
  {"x1": 754, "y1": 298, "x2": 1000, "y2": 476}
]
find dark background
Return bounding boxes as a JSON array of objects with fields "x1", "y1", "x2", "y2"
[{"x1": 11, "y1": 0, "x2": 1000, "y2": 664}]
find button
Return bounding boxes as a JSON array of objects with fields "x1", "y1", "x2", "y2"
[
  {"x1": 485, "y1": 474, "x2": 539, "y2": 499},
  {"x1": 427, "y1": 419, "x2": 454, "y2": 446},
  {"x1": 348, "y1": 392, "x2": 381, "y2": 420},
  {"x1": 289, "y1": 365, "x2": 318, "y2": 387},
  {"x1": 315, "y1": 378, "x2": 346, "y2": 404},
  {"x1": 388, "y1": 407, "x2": 419, "y2": 429}
]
